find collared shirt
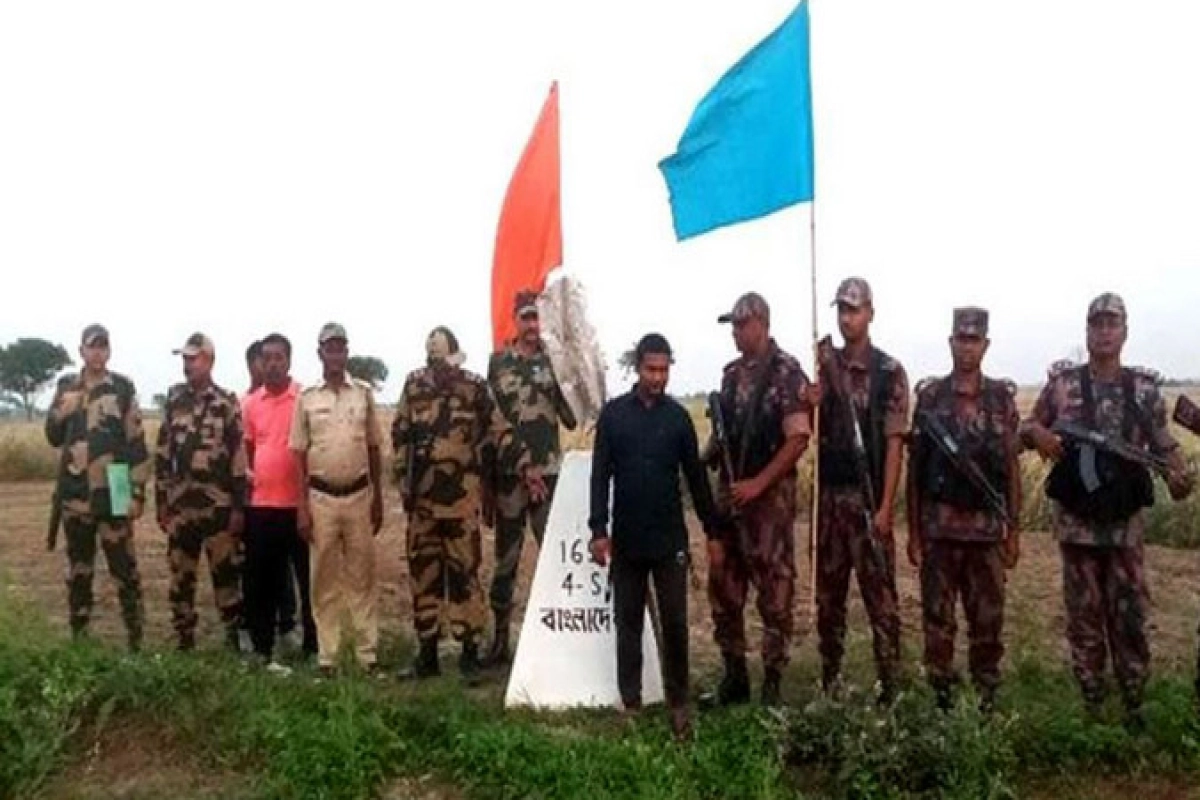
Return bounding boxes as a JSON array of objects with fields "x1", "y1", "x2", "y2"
[
  {"x1": 155, "y1": 380, "x2": 248, "y2": 511},
  {"x1": 1027, "y1": 362, "x2": 1177, "y2": 547},
  {"x1": 912, "y1": 373, "x2": 1018, "y2": 542},
  {"x1": 831, "y1": 344, "x2": 909, "y2": 438},
  {"x1": 589, "y1": 390, "x2": 717, "y2": 561},
  {"x1": 289, "y1": 376, "x2": 381, "y2": 486},
  {"x1": 243, "y1": 380, "x2": 302, "y2": 508},
  {"x1": 45, "y1": 370, "x2": 150, "y2": 514},
  {"x1": 487, "y1": 343, "x2": 577, "y2": 475},
  {"x1": 392, "y1": 365, "x2": 528, "y2": 520}
]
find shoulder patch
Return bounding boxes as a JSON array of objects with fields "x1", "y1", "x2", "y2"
[
  {"x1": 1128, "y1": 365, "x2": 1163, "y2": 386},
  {"x1": 914, "y1": 376, "x2": 940, "y2": 397},
  {"x1": 1048, "y1": 360, "x2": 1075, "y2": 379}
]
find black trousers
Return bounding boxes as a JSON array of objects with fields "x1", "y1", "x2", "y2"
[
  {"x1": 244, "y1": 507, "x2": 316, "y2": 658},
  {"x1": 612, "y1": 550, "x2": 689, "y2": 708}
]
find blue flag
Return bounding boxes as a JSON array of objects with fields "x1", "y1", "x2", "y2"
[{"x1": 659, "y1": 2, "x2": 814, "y2": 240}]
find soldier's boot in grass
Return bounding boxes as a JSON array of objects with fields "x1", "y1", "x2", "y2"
[
  {"x1": 761, "y1": 667, "x2": 783, "y2": 708},
  {"x1": 820, "y1": 662, "x2": 842, "y2": 698},
  {"x1": 178, "y1": 630, "x2": 196, "y2": 652},
  {"x1": 1081, "y1": 680, "x2": 1106, "y2": 721},
  {"x1": 459, "y1": 639, "x2": 485, "y2": 685},
  {"x1": 398, "y1": 638, "x2": 440, "y2": 681},
  {"x1": 483, "y1": 611, "x2": 511, "y2": 668},
  {"x1": 224, "y1": 625, "x2": 242, "y2": 654},
  {"x1": 978, "y1": 684, "x2": 998, "y2": 716},
  {"x1": 1121, "y1": 685, "x2": 1146, "y2": 733},
  {"x1": 700, "y1": 654, "x2": 750, "y2": 709},
  {"x1": 932, "y1": 679, "x2": 954, "y2": 712}
]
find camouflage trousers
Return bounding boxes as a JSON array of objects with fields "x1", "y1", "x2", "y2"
[
  {"x1": 816, "y1": 487, "x2": 901, "y2": 684},
  {"x1": 63, "y1": 511, "x2": 143, "y2": 642},
  {"x1": 1060, "y1": 542, "x2": 1148, "y2": 704},
  {"x1": 407, "y1": 513, "x2": 486, "y2": 643},
  {"x1": 709, "y1": 479, "x2": 797, "y2": 670},
  {"x1": 488, "y1": 473, "x2": 557, "y2": 616},
  {"x1": 168, "y1": 507, "x2": 242, "y2": 640},
  {"x1": 921, "y1": 539, "x2": 1005, "y2": 692}
]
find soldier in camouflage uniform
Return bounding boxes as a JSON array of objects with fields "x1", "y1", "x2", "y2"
[
  {"x1": 907, "y1": 308, "x2": 1022, "y2": 712},
  {"x1": 392, "y1": 327, "x2": 540, "y2": 680},
  {"x1": 483, "y1": 290, "x2": 578, "y2": 665},
  {"x1": 704, "y1": 292, "x2": 812, "y2": 707},
  {"x1": 1023, "y1": 293, "x2": 1193, "y2": 726},
  {"x1": 155, "y1": 333, "x2": 248, "y2": 651},
  {"x1": 816, "y1": 277, "x2": 909, "y2": 703},
  {"x1": 45, "y1": 323, "x2": 148, "y2": 650}
]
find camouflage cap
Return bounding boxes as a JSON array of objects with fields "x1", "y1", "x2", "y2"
[
  {"x1": 318, "y1": 322, "x2": 348, "y2": 344},
  {"x1": 513, "y1": 290, "x2": 540, "y2": 317},
  {"x1": 173, "y1": 332, "x2": 215, "y2": 357},
  {"x1": 81, "y1": 323, "x2": 109, "y2": 347},
  {"x1": 717, "y1": 292, "x2": 770, "y2": 324},
  {"x1": 832, "y1": 277, "x2": 873, "y2": 309},
  {"x1": 952, "y1": 307, "x2": 989, "y2": 337},
  {"x1": 1087, "y1": 292, "x2": 1127, "y2": 322},
  {"x1": 426, "y1": 326, "x2": 466, "y2": 367}
]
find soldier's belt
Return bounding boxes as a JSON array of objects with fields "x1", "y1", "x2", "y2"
[{"x1": 308, "y1": 474, "x2": 369, "y2": 497}]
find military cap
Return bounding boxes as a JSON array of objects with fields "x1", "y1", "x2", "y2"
[
  {"x1": 717, "y1": 292, "x2": 770, "y2": 325},
  {"x1": 832, "y1": 277, "x2": 873, "y2": 309},
  {"x1": 952, "y1": 307, "x2": 989, "y2": 337},
  {"x1": 1087, "y1": 292, "x2": 1127, "y2": 322},
  {"x1": 81, "y1": 323, "x2": 109, "y2": 347},
  {"x1": 318, "y1": 322, "x2": 348, "y2": 344},
  {"x1": 173, "y1": 332, "x2": 215, "y2": 357},
  {"x1": 513, "y1": 290, "x2": 540, "y2": 317},
  {"x1": 426, "y1": 326, "x2": 465, "y2": 367}
]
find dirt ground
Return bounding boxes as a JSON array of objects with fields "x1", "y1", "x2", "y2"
[{"x1": 3, "y1": 480, "x2": 1198, "y2": 677}]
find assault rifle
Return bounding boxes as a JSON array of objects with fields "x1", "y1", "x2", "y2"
[
  {"x1": 1050, "y1": 419, "x2": 1172, "y2": 489},
  {"x1": 1173, "y1": 395, "x2": 1200, "y2": 437},
  {"x1": 916, "y1": 410, "x2": 1012, "y2": 526}
]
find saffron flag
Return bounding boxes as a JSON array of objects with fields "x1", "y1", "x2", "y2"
[
  {"x1": 659, "y1": 2, "x2": 814, "y2": 240},
  {"x1": 491, "y1": 82, "x2": 563, "y2": 349}
]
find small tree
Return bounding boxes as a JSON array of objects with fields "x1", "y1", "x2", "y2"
[
  {"x1": 0, "y1": 338, "x2": 73, "y2": 421},
  {"x1": 347, "y1": 356, "x2": 389, "y2": 390},
  {"x1": 617, "y1": 342, "x2": 638, "y2": 379}
]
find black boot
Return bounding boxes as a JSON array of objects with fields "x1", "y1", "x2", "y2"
[
  {"x1": 126, "y1": 623, "x2": 143, "y2": 654},
  {"x1": 700, "y1": 654, "x2": 750, "y2": 708},
  {"x1": 398, "y1": 638, "x2": 440, "y2": 681},
  {"x1": 821, "y1": 663, "x2": 842, "y2": 697},
  {"x1": 178, "y1": 631, "x2": 196, "y2": 652},
  {"x1": 224, "y1": 626, "x2": 241, "y2": 654},
  {"x1": 483, "y1": 612, "x2": 511, "y2": 668},
  {"x1": 978, "y1": 685, "x2": 998, "y2": 716},
  {"x1": 1081, "y1": 682, "x2": 1106, "y2": 721},
  {"x1": 1121, "y1": 685, "x2": 1146, "y2": 733},
  {"x1": 933, "y1": 681, "x2": 953, "y2": 712},
  {"x1": 459, "y1": 639, "x2": 484, "y2": 685},
  {"x1": 877, "y1": 674, "x2": 898, "y2": 708},
  {"x1": 761, "y1": 667, "x2": 783, "y2": 708}
]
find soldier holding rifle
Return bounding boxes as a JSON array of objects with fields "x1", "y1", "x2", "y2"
[
  {"x1": 1022, "y1": 293, "x2": 1194, "y2": 728},
  {"x1": 907, "y1": 308, "x2": 1021, "y2": 712}
]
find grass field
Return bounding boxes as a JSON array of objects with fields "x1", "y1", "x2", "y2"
[{"x1": 2, "y1": 390, "x2": 1200, "y2": 798}]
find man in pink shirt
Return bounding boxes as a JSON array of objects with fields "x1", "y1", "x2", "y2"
[{"x1": 242, "y1": 333, "x2": 316, "y2": 667}]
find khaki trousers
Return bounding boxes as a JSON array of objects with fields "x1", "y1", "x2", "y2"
[{"x1": 309, "y1": 487, "x2": 378, "y2": 667}]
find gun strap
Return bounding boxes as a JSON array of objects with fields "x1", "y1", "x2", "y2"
[{"x1": 865, "y1": 347, "x2": 889, "y2": 497}]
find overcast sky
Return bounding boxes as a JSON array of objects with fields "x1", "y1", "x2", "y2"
[{"x1": 2, "y1": 0, "x2": 1197, "y2": 406}]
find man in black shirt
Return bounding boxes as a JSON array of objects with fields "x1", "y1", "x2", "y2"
[{"x1": 589, "y1": 333, "x2": 717, "y2": 741}]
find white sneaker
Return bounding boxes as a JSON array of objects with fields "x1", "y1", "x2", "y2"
[{"x1": 266, "y1": 660, "x2": 292, "y2": 677}]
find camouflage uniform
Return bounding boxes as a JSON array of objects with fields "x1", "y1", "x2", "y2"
[
  {"x1": 485, "y1": 339, "x2": 577, "y2": 622},
  {"x1": 909, "y1": 312, "x2": 1019, "y2": 702},
  {"x1": 710, "y1": 337, "x2": 811, "y2": 674},
  {"x1": 155, "y1": 378, "x2": 248, "y2": 648},
  {"x1": 45, "y1": 369, "x2": 148, "y2": 645},
  {"x1": 816, "y1": 342, "x2": 909, "y2": 690},
  {"x1": 392, "y1": 345, "x2": 529, "y2": 653},
  {"x1": 1027, "y1": 354, "x2": 1177, "y2": 708}
]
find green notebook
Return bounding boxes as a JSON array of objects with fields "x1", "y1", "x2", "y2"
[{"x1": 106, "y1": 463, "x2": 132, "y2": 517}]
